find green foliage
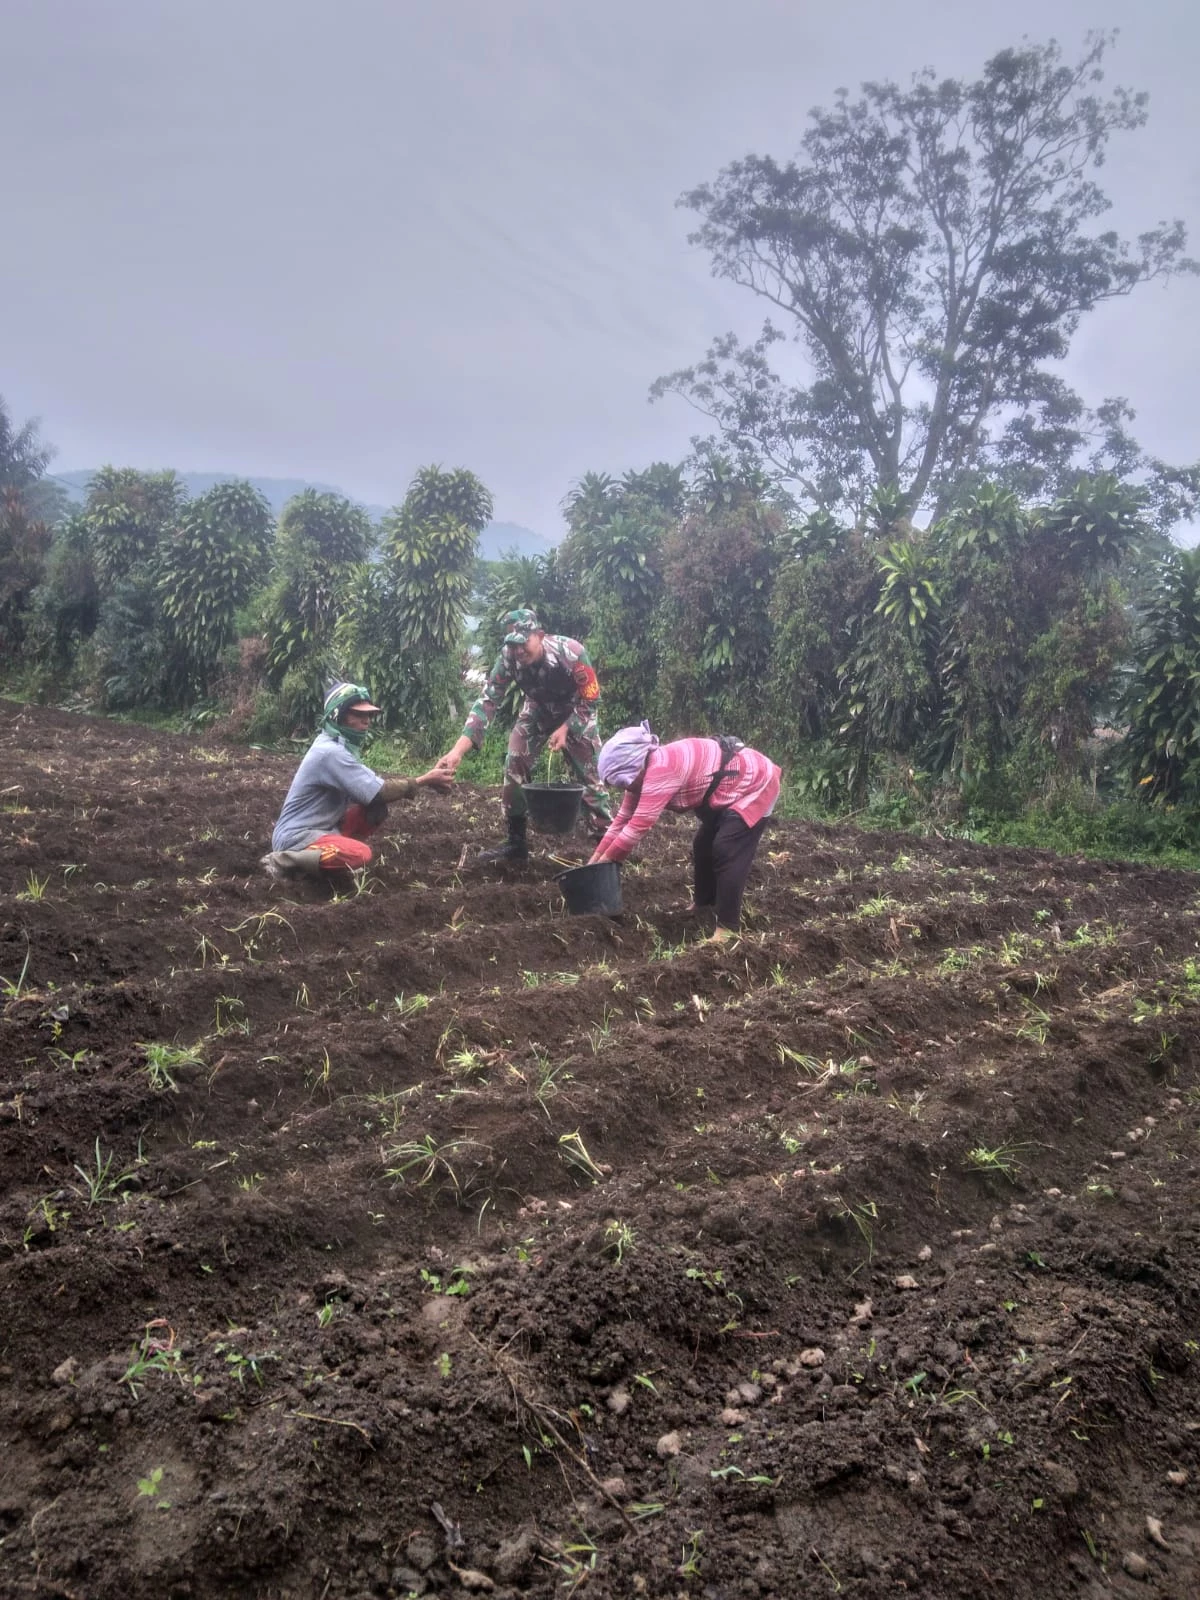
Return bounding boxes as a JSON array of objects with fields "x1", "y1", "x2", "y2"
[
  {"x1": 1122, "y1": 546, "x2": 1200, "y2": 803},
  {"x1": 25, "y1": 469, "x2": 185, "y2": 707},
  {"x1": 975, "y1": 794, "x2": 1200, "y2": 867},
  {"x1": 766, "y1": 473, "x2": 1140, "y2": 806},
  {"x1": 657, "y1": 475, "x2": 780, "y2": 731},
  {"x1": 0, "y1": 395, "x2": 66, "y2": 525},
  {"x1": 0, "y1": 488, "x2": 53, "y2": 657},
  {"x1": 1039, "y1": 474, "x2": 1147, "y2": 584},
  {"x1": 85, "y1": 573, "x2": 173, "y2": 710},
  {"x1": 337, "y1": 466, "x2": 493, "y2": 750},
  {"x1": 21, "y1": 512, "x2": 100, "y2": 681},
  {"x1": 399, "y1": 465, "x2": 493, "y2": 537},
  {"x1": 0, "y1": 398, "x2": 65, "y2": 655},
  {"x1": 158, "y1": 481, "x2": 273, "y2": 698},
  {"x1": 766, "y1": 525, "x2": 868, "y2": 753},
  {"x1": 84, "y1": 467, "x2": 184, "y2": 592},
  {"x1": 557, "y1": 463, "x2": 684, "y2": 727},
  {"x1": 477, "y1": 550, "x2": 585, "y2": 654},
  {"x1": 655, "y1": 36, "x2": 1196, "y2": 517},
  {"x1": 261, "y1": 489, "x2": 373, "y2": 722},
  {"x1": 383, "y1": 510, "x2": 478, "y2": 656}
]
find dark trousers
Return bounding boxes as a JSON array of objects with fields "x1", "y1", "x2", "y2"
[{"x1": 692, "y1": 807, "x2": 768, "y2": 928}]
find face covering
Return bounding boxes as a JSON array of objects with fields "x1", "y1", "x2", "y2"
[{"x1": 321, "y1": 716, "x2": 373, "y2": 756}]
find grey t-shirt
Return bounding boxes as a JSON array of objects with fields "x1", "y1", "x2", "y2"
[{"x1": 271, "y1": 732, "x2": 384, "y2": 851}]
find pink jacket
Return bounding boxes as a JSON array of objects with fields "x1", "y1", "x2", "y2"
[{"x1": 599, "y1": 738, "x2": 781, "y2": 863}]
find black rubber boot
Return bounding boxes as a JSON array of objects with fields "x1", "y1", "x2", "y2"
[{"x1": 477, "y1": 811, "x2": 529, "y2": 865}]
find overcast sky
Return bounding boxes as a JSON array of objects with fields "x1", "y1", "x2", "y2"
[{"x1": 3, "y1": 0, "x2": 1197, "y2": 536}]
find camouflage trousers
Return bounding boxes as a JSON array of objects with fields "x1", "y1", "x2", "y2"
[{"x1": 503, "y1": 706, "x2": 613, "y2": 834}]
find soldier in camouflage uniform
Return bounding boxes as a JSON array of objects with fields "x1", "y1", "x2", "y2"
[{"x1": 437, "y1": 608, "x2": 613, "y2": 863}]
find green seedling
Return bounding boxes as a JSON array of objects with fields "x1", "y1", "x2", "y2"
[
  {"x1": 677, "y1": 1530, "x2": 704, "y2": 1579},
  {"x1": 16, "y1": 871, "x2": 49, "y2": 903},
  {"x1": 446, "y1": 1047, "x2": 487, "y2": 1078},
  {"x1": 419, "y1": 1266, "x2": 472, "y2": 1297},
  {"x1": 857, "y1": 893, "x2": 899, "y2": 917},
  {"x1": 344, "y1": 866, "x2": 377, "y2": 898},
  {"x1": 194, "y1": 933, "x2": 230, "y2": 969},
  {"x1": 1015, "y1": 1000, "x2": 1051, "y2": 1045},
  {"x1": 223, "y1": 910, "x2": 295, "y2": 961},
  {"x1": 604, "y1": 1219, "x2": 636, "y2": 1263},
  {"x1": 649, "y1": 931, "x2": 688, "y2": 962},
  {"x1": 384, "y1": 1134, "x2": 477, "y2": 1196},
  {"x1": 139, "y1": 1041, "x2": 204, "y2": 1092},
  {"x1": 1085, "y1": 1181, "x2": 1116, "y2": 1201},
  {"x1": 47, "y1": 1047, "x2": 92, "y2": 1070},
  {"x1": 588, "y1": 1004, "x2": 621, "y2": 1054},
  {"x1": 544, "y1": 1533, "x2": 598, "y2": 1584},
  {"x1": 136, "y1": 1465, "x2": 171, "y2": 1509},
  {"x1": 436, "y1": 1351, "x2": 452, "y2": 1378},
  {"x1": 964, "y1": 1144, "x2": 1026, "y2": 1181},
  {"x1": 777, "y1": 1047, "x2": 870, "y2": 1092},
  {"x1": 710, "y1": 1465, "x2": 776, "y2": 1484},
  {"x1": 316, "y1": 1300, "x2": 339, "y2": 1328},
  {"x1": 0, "y1": 944, "x2": 32, "y2": 1000},
  {"x1": 23, "y1": 1194, "x2": 71, "y2": 1246},
  {"x1": 834, "y1": 1195, "x2": 879, "y2": 1261},
  {"x1": 215, "y1": 1343, "x2": 277, "y2": 1386},
  {"x1": 73, "y1": 1138, "x2": 137, "y2": 1208},
  {"x1": 557, "y1": 1130, "x2": 605, "y2": 1183},
  {"x1": 122, "y1": 1322, "x2": 186, "y2": 1398},
  {"x1": 529, "y1": 1049, "x2": 571, "y2": 1115},
  {"x1": 685, "y1": 1265, "x2": 727, "y2": 1292},
  {"x1": 394, "y1": 991, "x2": 432, "y2": 1017},
  {"x1": 214, "y1": 995, "x2": 250, "y2": 1035}
]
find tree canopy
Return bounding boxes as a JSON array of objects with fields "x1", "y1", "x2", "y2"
[{"x1": 653, "y1": 35, "x2": 1198, "y2": 526}]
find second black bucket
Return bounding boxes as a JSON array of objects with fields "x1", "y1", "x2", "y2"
[
  {"x1": 523, "y1": 783, "x2": 584, "y2": 834},
  {"x1": 556, "y1": 861, "x2": 622, "y2": 916}
]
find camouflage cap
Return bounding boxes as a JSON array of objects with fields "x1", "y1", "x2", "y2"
[
  {"x1": 323, "y1": 681, "x2": 381, "y2": 719},
  {"x1": 503, "y1": 607, "x2": 542, "y2": 647}
]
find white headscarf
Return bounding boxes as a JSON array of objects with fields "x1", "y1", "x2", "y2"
[{"x1": 598, "y1": 721, "x2": 660, "y2": 787}]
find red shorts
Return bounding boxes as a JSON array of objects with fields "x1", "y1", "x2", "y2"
[{"x1": 309, "y1": 803, "x2": 379, "y2": 871}]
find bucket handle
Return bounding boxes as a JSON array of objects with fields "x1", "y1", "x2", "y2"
[{"x1": 544, "y1": 742, "x2": 588, "y2": 787}]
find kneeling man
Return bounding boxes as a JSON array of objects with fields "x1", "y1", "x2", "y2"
[{"x1": 262, "y1": 682, "x2": 452, "y2": 879}]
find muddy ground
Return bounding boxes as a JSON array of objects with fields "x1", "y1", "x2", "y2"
[{"x1": 1, "y1": 699, "x2": 1198, "y2": 1600}]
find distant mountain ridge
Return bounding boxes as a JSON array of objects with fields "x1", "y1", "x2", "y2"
[{"x1": 52, "y1": 470, "x2": 558, "y2": 559}]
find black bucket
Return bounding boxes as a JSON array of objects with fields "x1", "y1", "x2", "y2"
[
  {"x1": 523, "y1": 783, "x2": 584, "y2": 834},
  {"x1": 556, "y1": 861, "x2": 622, "y2": 916}
]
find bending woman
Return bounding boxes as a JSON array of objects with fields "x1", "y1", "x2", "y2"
[{"x1": 588, "y1": 723, "x2": 781, "y2": 938}]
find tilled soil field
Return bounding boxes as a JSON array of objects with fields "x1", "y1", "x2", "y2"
[{"x1": 1, "y1": 700, "x2": 1199, "y2": 1600}]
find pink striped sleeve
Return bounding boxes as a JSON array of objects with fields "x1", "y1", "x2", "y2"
[{"x1": 597, "y1": 746, "x2": 690, "y2": 862}]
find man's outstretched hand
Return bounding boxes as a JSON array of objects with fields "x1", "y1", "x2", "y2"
[{"x1": 416, "y1": 766, "x2": 455, "y2": 793}]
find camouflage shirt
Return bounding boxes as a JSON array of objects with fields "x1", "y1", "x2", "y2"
[{"x1": 462, "y1": 635, "x2": 601, "y2": 747}]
